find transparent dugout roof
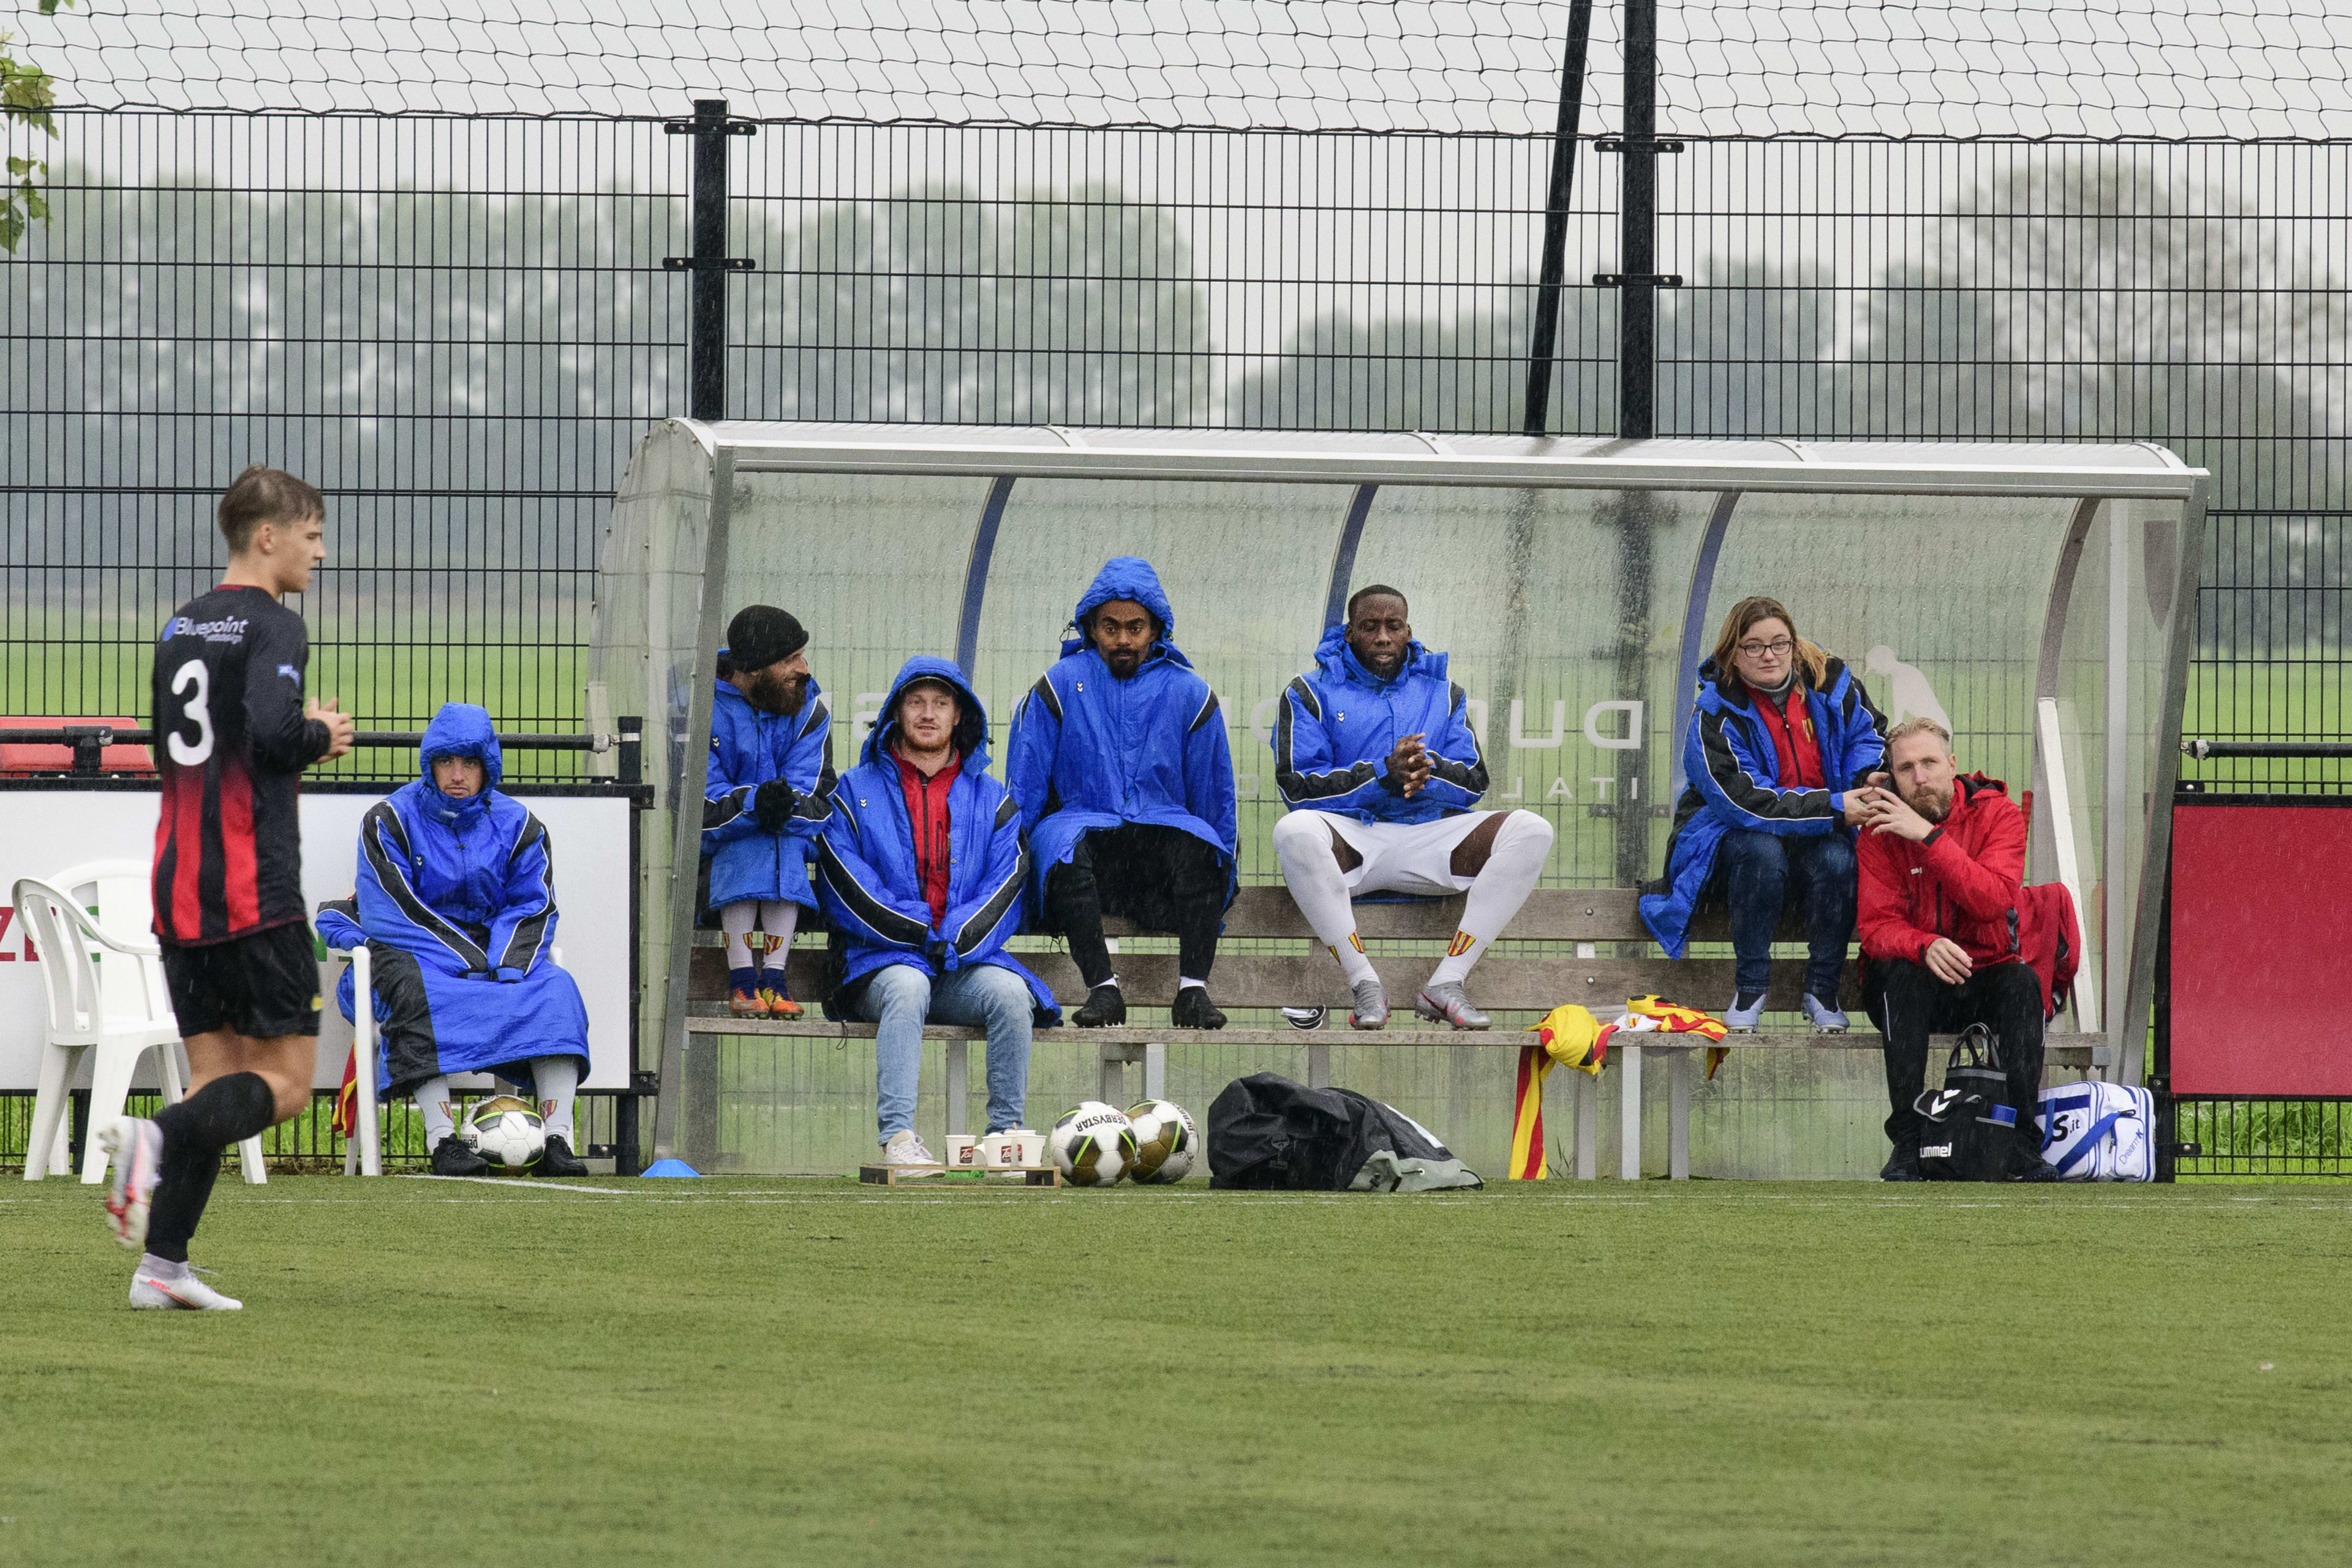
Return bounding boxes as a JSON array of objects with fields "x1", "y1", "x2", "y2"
[{"x1": 594, "y1": 420, "x2": 2209, "y2": 1090}]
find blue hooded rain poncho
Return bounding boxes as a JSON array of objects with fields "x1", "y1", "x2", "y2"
[
  {"x1": 1005, "y1": 556, "x2": 1238, "y2": 914},
  {"x1": 815, "y1": 657, "x2": 1060, "y2": 1023},
  {"x1": 703, "y1": 660, "x2": 835, "y2": 909},
  {"x1": 316, "y1": 703, "x2": 592, "y2": 1095},
  {"x1": 1273, "y1": 622, "x2": 1490, "y2": 823}
]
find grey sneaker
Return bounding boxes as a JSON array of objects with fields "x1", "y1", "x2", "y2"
[
  {"x1": 1724, "y1": 991, "x2": 1766, "y2": 1033},
  {"x1": 1414, "y1": 981, "x2": 1491, "y2": 1031},
  {"x1": 1800, "y1": 993, "x2": 1849, "y2": 1033},
  {"x1": 1348, "y1": 979, "x2": 1389, "y2": 1031}
]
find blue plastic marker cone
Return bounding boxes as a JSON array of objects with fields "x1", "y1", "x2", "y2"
[{"x1": 641, "y1": 1158, "x2": 701, "y2": 1178}]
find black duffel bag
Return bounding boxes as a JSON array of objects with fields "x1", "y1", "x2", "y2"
[
  {"x1": 1206, "y1": 1072, "x2": 1482, "y2": 1192},
  {"x1": 1915, "y1": 1024, "x2": 2027, "y2": 1182}
]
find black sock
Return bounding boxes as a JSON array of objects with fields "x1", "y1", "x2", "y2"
[{"x1": 147, "y1": 1072, "x2": 276, "y2": 1265}]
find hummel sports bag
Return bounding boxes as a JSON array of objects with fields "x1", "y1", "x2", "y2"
[
  {"x1": 2035, "y1": 1080, "x2": 2156, "y2": 1182},
  {"x1": 1915, "y1": 1025, "x2": 2026, "y2": 1182}
]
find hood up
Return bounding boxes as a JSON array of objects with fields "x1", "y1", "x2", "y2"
[
  {"x1": 861, "y1": 656, "x2": 991, "y2": 770},
  {"x1": 1061, "y1": 556, "x2": 1189, "y2": 666},
  {"x1": 417, "y1": 702, "x2": 503, "y2": 824}
]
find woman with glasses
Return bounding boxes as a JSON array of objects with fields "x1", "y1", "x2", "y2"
[{"x1": 1638, "y1": 595, "x2": 1889, "y2": 1032}]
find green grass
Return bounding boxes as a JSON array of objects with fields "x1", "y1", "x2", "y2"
[{"x1": 4, "y1": 1177, "x2": 2349, "y2": 1566}]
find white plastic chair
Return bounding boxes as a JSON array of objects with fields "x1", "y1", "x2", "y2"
[
  {"x1": 326, "y1": 938, "x2": 560, "y2": 1177},
  {"x1": 16, "y1": 862, "x2": 267, "y2": 1185}
]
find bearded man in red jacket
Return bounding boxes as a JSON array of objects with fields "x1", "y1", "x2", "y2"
[{"x1": 1855, "y1": 717, "x2": 2049, "y2": 1182}]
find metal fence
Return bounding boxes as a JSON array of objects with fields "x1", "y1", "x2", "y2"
[{"x1": 4, "y1": 105, "x2": 2345, "y2": 1172}]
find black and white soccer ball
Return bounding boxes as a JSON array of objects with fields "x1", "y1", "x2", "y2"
[
  {"x1": 1125, "y1": 1099, "x2": 1197, "y2": 1184},
  {"x1": 1048, "y1": 1102, "x2": 1137, "y2": 1187},
  {"x1": 463, "y1": 1095, "x2": 547, "y2": 1172}
]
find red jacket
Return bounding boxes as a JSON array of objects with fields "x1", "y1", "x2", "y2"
[
  {"x1": 1856, "y1": 773, "x2": 2028, "y2": 970},
  {"x1": 891, "y1": 747, "x2": 962, "y2": 929},
  {"x1": 1746, "y1": 681, "x2": 1826, "y2": 790}
]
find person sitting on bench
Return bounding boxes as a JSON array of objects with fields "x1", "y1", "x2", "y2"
[
  {"x1": 817, "y1": 658, "x2": 1057, "y2": 1171},
  {"x1": 703, "y1": 604, "x2": 834, "y2": 1019},
  {"x1": 1006, "y1": 556, "x2": 1237, "y2": 1031},
  {"x1": 1640, "y1": 595, "x2": 1888, "y2": 1033},
  {"x1": 316, "y1": 703, "x2": 592, "y2": 1177},
  {"x1": 1269, "y1": 584, "x2": 1553, "y2": 1030},
  {"x1": 1855, "y1": 717, "x2": 2050, "y2": 1183}
]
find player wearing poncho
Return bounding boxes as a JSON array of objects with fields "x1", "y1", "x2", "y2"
[
  {"x1": 1007, "y1": 556, "x2": 1238, "y2": 1030},
  {"x1": 316, "y1": 703, "x2": 592, "y2": 1177}
]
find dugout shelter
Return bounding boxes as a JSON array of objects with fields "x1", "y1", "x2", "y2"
[{"x1": 594, "y1": 421, "x2": 2207, "y2": 1169}]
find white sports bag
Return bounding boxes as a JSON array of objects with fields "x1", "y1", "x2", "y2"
[{"x1": 2034, "y1": 1081, "x2": 2156, "y2": 1182}]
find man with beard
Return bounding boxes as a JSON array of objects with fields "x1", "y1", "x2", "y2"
[
  {"x1": 1269, "y1": 586, "x2": 1553, "y2": 1030},
  {"x1": 1855, "y1": 716, "x2": 2047, "y2": 1181},
  {"x1": 1007, "y1": 557, "x2": 1237, "y2": 1030},
  {"x1": 704, "y1": 605, "x2": 834, "y2": 1017}
]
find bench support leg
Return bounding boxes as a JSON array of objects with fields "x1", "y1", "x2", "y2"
[
  {"x1": 1099, "y1": 1052, "x2": 1123, "y2": 1105},
  {"x1": 1144, "y1": 1041, "x2": 1166, "y2": 1102},
  {"x1": 945, "y1": 1041, "x2": 968, "y2": 1138},
  {"x1": 1306, "y1": 1041, "x2": 1331, "y2": 1091},
  {"x1": 1574, "y1": 1071, "x2": 1597, "y2": 1181},
  {"x1": 1668, "y1": 1048, "x2": 1692, "y2": 1181},
  {"x1": 1618, "y1": 1044, "x2": 1642, "y2": 1181}
]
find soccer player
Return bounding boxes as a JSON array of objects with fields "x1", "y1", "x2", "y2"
[
  {"x1": 703, "y1": 605, "x2": 834, "y2": 1017},
  {"x1": 315, "y1": 703, "x2": 594, "y2": 1178},
  {"x1": 1270, "y1": 586, "x2": 1554, "y2": 1030},
  {"x1": 1006, "y1": 557, "x2": 1238, "y2": 1030},
  {"x1": 103, "y1": 464, "x2": 355, "y2": 1310},
  {"x1": 816, "y1": 658, "x2": 1054, "y2": 1169}
]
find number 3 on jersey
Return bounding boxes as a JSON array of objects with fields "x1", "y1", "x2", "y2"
[{"x1": 168, "y1": 658, "x2": 214, "y2": 765}]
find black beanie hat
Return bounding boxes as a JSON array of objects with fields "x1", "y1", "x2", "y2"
[{"x1": 726, "y1": 605, "x2": 807, "y2": 672}]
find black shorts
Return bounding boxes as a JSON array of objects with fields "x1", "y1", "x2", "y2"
[{"x1": 161, "y1": 921, "x2": 323, "y2": 1039}]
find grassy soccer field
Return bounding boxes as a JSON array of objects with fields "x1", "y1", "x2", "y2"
[{"x1": 4, "y1": 1178, "x2": 2348, "y2": 1566}]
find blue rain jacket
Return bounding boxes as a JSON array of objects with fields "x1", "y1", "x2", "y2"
[
  {"x1": 318, "y1": 703, "x2": 590, "y2": 1095},
  {"x1": 1273, "y1": 624, "x2": 1490, "y2": 824},
  {"x1": 815, "y1": 658, "x2": 1059, "y2": 1022},
  {"x1": 1005, "y1": 556, "x2": 1238, "y2": 913},
  {"x1": 703, "y1": 668, "x2": 835, "y2": 909},
  {"x1": 1639, "y1": 655, "x2": 1888, "y2": 957}
]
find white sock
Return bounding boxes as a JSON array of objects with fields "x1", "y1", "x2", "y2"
[
  {"x1": 758, "y1": 900, "x2": 797, "y2": 971},
  {"x1": 1428, "y1": 812, "x2": 1555, "y2": 988},
  {"x1": 719, "y1": 901, "x2": 761, "y2": 970},
  {"x1": 416, "y1": 1076, "x2": 456, "y2": 1144},
  {"x1": 1273, "y1": 812, "x2": 1376, "y2": 986},
  {"x1": 533, "y1": 1056, "x2": 579, "y2": 1140},
  {"x1": 1178, "y1": 976, "x2": 1207, "y2": 992},
  {"x1": 138, "y1": 1253, "x2": 188, "y2": 1281}
]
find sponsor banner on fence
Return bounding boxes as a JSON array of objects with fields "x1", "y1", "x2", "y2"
[{"x1": 0, "y1": 790, "x2": 633, "y2": 1091}]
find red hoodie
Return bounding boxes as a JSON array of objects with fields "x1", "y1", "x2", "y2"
[
  {"x1": 1856, "y1": 773, "x2": 2028, "y2": 970},
  {"x1": 891, "y1": 747, "x2": 961, "y2": 928}
]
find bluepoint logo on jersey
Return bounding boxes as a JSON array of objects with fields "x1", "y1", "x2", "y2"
[{"x1": 163, "y1": 614, "x2": 250, "y2": 643}]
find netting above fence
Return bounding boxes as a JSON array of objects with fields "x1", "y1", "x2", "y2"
[{"x1": 17, "y1": 0, "x2": 2352, "y2": 140}]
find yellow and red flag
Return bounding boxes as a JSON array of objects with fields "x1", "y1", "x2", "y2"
[
  {"x1": 331, "y1": 1044, "x2": 360, "y2": 1137},
  {"x1": 1625, "y1": 993, "x2": 1732, "y2": 1079},
  {"x1": 1509, "y1": 1005, "x2": 1615, "y2": 1180}
]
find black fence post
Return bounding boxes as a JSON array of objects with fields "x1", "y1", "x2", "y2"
[
  {"x1": 1611, "y1": 0, "x2": 1670, "y2": 440},
  {"x1": 665, "y1": 99, "x2": 756, "y2": 423},
  {"x1": 1521, "y1": 0, "x2": 1596, "y2": 437}
]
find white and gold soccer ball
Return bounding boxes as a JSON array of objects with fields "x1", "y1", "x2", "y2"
[
  {"x1": 1048, "y1": 1102, "x2": 1137, "y2": 1186},
  {"x1": 1125, "y1": 1098, "x2": 1197, "y2": 1184},
  {"x1": 463, "y1": 1095, "x2": 548, "y2": 1172}
]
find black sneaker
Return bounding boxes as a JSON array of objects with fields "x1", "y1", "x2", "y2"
[
  {"x1": 1171, "y1": 986, "x2": 1227, "y2": 1031},
  {"x1": 537, "y1": 1134, "x2": 590, "y2": 1177},
  {"x1": 432, "y1": 1134, "x2": 489, "y2": 1177},
  {"x1": 1072, "y1": 983, "x2": 1126, "y2": 1028},
  {"x1": 1879, "y1": 1150, "x2": 1923, "y2": 1183}
]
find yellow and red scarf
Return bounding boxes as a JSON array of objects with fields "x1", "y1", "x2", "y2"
[{"x1": 1508, "y1": 996, "x2": 1728, "y2": 1179}]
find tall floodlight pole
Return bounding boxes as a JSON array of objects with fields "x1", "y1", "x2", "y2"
[{"x1": 1521, "y1": 0, "x2": 1596, "y2": 435}]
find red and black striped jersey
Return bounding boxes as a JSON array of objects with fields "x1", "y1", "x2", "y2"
[{"x1": 149, "y1": 584, "x2": 331, "y2": 945}]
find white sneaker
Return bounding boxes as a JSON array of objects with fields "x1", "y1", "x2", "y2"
[
  {"x1": 129, "y1": 1265, "x2": 243, "y2": 1311},
  {"x1": 880, "y1": 1129, "x2": 938, "y2": 1176},
  {"x1": 100, "y1": 1117, "x2": 164, "y2": 1251}
]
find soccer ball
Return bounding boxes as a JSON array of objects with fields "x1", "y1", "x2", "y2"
[
  {"x1": 1048, "y1": 1102, "x2": 1138, "y2": 1186},
  {"x1": 1125, "y1": 1098, "x2": 1197, "y2": 1184},
  {"x1": 464, "y1": 1095, "x2": 548, "y2": 1172}
]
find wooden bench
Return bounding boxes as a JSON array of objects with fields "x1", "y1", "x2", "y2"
[{"x1": 682, "y1": 886, "x2": 2101, "y2": 1179}]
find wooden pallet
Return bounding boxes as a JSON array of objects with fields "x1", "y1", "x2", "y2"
[{"x1": 858, "y1": 1163, "x2": 1063, "y2": 1188}]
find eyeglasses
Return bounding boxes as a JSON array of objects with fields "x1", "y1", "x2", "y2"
[{"x1": 1737, "y1": 638, "x2": 1795, "y2": 658}]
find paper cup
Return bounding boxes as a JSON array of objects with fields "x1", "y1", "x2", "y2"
[
  {"x1": 942, "y1": 1134, "x2": 984, "y2": 1170},
  {"x1": 984, "y1": 1131, "x2": 1046, "y2": 1169}
]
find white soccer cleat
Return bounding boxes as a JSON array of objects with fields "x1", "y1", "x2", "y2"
[
  {"x1": 880, "y1": 1129, "x2": 938, "y2": 1176},
  {"x1": 129, "y1": 1267, "x2": 243, "y2": 1311},
  {"x1": 100, "y1": 1117, "x2": 164, "y2": 1252}
]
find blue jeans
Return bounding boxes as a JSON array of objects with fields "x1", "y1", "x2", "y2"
[
  {"x1": 854, "y1": 962, "x2": 1034, "y2": 1144},
  {"x1": 1711, "y1": 829, "x2": 1857, "y2": 1000}
]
